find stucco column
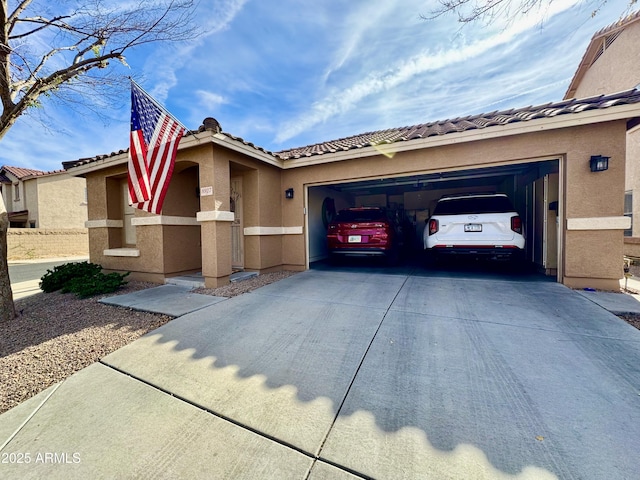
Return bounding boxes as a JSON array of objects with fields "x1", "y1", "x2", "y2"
[{"x1": 197, "y1": 154, "x2": 233, "y2": 287}]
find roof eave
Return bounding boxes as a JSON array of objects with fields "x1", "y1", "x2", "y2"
[
  {"x1": 66, "y1": 130, "x2": 284, "y2": 177},
  {"x1": 283, "y1": 102, "x2": 640, "y2": 169}
]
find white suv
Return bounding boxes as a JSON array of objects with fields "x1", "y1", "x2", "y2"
[{"x1": 423, "y1": 193, "x2": 525, "y2": 263}]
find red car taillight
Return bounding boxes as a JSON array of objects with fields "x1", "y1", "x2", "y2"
[
  {"x1": 428, "y1": 219, "x2": 439, "y2": 235},
  {"x1": 511, "y1": 216, "x2": 522, "y2": 234}
]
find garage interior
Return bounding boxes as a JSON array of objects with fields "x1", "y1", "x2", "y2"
[{"x1": 307, "y1": 159, "x2": 560, "y2": 277}]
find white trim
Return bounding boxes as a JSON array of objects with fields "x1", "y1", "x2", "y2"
[
  {"x1": 86, "y1": 219, "x2": 123, "y2": 228},
  {"x1": 566, "y1": 216, "x2": 631, "y2": 231},
  {"x1": 131, "y1": 215, "x2": 199, "y2": 226},
  {"x1": 103, "y1": 248, "x2": 140, "y2": 257},
  {"x1": 68, "y1": 151, "x2": 129, "y2": 176},
  {"x1": 243, "y1": 226, "x2": 303, "y2": 236},
  {"x1": 196, "y1": 210, "x2": 235, "y2": 222}
]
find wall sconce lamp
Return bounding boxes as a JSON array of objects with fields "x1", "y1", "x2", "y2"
[
  {"x1": 590, "y1": 155, "x2": 609, "y2": 172},
  {"x1": 285, "y1": 188, "x2": 294, "y2": 199}
]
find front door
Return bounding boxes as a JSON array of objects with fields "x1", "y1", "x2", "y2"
[{"x1": 231, "y1": 177, "x2": 244, "y2": 269}]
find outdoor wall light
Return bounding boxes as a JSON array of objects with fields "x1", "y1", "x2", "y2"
[
  {"x1": 285, "y1": 188, "x2": 294, "y2": 199},
  {"x1": 590, "y1": 155, "x2": 610, "y2": 172}
]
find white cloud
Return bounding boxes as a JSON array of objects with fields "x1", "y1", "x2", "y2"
[
  {"x1": 196, "y1": 90, "x2": 227, "y2": 109},
  {"x1": 321, "y1": 0, "x2": 403, "y2": 83},
  {"x1": 146, "y1": 0, "x2": 250, "y2": 101},
  {"x1": 274, "y1": 0, "x2": 583, "y2": 144}
]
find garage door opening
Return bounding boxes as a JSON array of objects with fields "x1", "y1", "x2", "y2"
[{"x1": 307, "y1": 159, "x2": 560, "y2": 278}]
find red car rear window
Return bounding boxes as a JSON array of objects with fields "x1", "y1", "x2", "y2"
[{"x1": 335, "y1": 209, "x2": 388, "y2": 222}]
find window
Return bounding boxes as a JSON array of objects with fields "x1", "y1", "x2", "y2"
[{"x1": 624, "y1": 191, "x2": 633, "y2": 237}]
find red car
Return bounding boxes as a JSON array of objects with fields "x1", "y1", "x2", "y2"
[{"x1": 327, "y1": 207, "x2": 399, "y2": 263}]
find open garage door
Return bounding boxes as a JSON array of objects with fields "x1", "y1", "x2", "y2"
[{"x1": 307, "y1": 159, "x2": 560, "y2": 278}]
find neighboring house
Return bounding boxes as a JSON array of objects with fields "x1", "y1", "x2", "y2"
[
  {"x1": 66, "y1": 89, "x2": 640, "y2": 291},
  {"x1": 0, "y1": 165, "x2": 87, "y2": 228},
  {"x1": 564, "y1": 10, "x2": 640, "y2": 238}
]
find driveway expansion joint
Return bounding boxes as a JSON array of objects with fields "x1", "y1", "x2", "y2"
[{"x1": 311, "y1": 273, "x2": 412, "y2": 464}]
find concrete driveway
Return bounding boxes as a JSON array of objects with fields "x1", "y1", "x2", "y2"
[{"x1": 1, "y1": 266, "x2": 639, "y2": 479}]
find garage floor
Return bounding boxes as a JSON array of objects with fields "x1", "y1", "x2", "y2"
[{"x1": 1, "y1": 266, "x2": 639, "y2": 479}]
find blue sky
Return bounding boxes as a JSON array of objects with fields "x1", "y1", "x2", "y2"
[{"x1": 0, "y1": 0, "x2": 634, "y2": 172}]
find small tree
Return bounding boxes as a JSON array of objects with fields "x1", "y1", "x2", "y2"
[{"x1": 0, "y1": 0, "x2": 198, "y2": 320}]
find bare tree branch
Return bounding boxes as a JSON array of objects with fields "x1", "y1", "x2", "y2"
[
  {"x1": 422, "y1": 0, "x2": 628, "y2": 25},
  {"x1": 0, "y1": 0, "x2": 198, "y2": 139}
]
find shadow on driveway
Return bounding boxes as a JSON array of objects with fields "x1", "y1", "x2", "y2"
[{"x1": 99, "y1": 265, "x2": 640, "y2": 479}]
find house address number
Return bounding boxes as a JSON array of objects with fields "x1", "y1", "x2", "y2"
[{"x1": 200, "y1": 186, "x2": 213, "y2": 197}]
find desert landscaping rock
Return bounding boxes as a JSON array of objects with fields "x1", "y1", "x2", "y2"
[{"x1": 1, "y1": 271, "x2": 298, "y2": 415}]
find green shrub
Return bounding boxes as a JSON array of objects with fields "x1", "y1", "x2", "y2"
[
  {"x1": 40, "y1": 261, "x2": 129, "y2": 298},
  {"x1": 40, "y1": 262, "x2": 102, "y2": 293},
  {"x1": 61, "y1": 271, "x2": 130, "y2": 299}
]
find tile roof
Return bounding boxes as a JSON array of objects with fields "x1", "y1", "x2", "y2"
[
  {"x1": 1, "y1": 165, "x2": 47, "y2": 179},
  {"x1": 64, "y1": 88, "x2": 640, "y2": 169},
  {"x1": 276, "y1": 89, "x2": 640, "y2": 159}
]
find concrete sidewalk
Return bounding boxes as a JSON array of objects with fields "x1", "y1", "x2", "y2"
[
  {"x1": 99, "y1": 284, "x2": 226, "y2": 317},
  {"x1": 1, "y1": 268, "x2": 640, "y2": 479},
  {"x1": 10, "y1": 279, "x2": 42, "y2": 300}
]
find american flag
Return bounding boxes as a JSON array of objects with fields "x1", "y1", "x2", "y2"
[{"x1": 128, "y1": 81, "x2": 185, "y2": 214}]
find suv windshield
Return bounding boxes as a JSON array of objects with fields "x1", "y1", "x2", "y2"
[
  {"x1": 335, "y1": 209, "x2": 387, "y2": 222},
  {"x1": 434, "y1": 196, "x2": 515, "y2": 215}
]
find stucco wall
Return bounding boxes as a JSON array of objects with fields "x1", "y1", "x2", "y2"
[
  {"x1": 571, "y1": 21, "x2": 640, "y2": 238},
  {"x1": 36, "y1": 174, "x2": 87, "y2": 228},
  {"x1": 7, "y1": 228, "x2": 88, "y2": 260},
  {"x1": 281, "y1": 121, "x2": 628, "y2": 288},
  {"x1": 572, "y1": 22, "x2": 640, "y2": 98},
  {"x1": 24, "y1": 179, "x2": 38, "y2": 225}
]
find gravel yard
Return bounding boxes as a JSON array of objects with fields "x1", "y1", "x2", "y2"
[{"x1": 0, "y1": 271, "x2": 298, "y2": 415}]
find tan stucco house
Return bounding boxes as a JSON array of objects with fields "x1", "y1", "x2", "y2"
[
  {"x1": 0, "y1": 165, "x2": 87, "y2": 229},
  {"x1": 564, "y1": 10, "x2": 640, "y2": 252},
  {"x1": 65, "y1": 89, "x2": 640, "y2": 291}
]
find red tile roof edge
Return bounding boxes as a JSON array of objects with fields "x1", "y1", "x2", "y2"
[{"x1": 1, "y1": 165, "x2": 66, "y2": 179}]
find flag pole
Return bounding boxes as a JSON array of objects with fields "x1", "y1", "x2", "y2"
[{"x1": 129, "y1": 78, "x2": 189, "y2": 134}]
